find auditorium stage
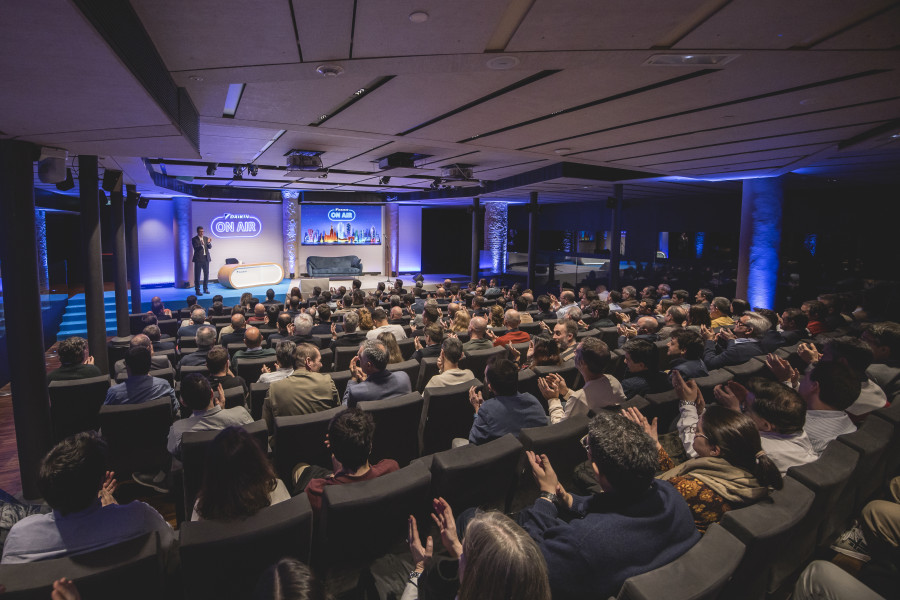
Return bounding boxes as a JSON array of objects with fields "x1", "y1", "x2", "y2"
[{"x1": 56, "y1": 274, "x2": 470, "y2": 340}]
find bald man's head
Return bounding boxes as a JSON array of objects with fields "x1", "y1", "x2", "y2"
[
  {"x1": 636, "y1": 317, "x2": 659, "y2": 334},
  {"x1": 244, "y1": 326, "x2": 262, "y2": 349},
  {"x1": 469, "y1": 316, "x2": 488, "y2": 338}
]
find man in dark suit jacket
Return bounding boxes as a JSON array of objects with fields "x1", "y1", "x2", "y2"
[
  {"x1": 220, "y1": 314, "x2": 248, "y2": 347},
  {"x1": 343, "y1": 340, "x2": 411, "y2": 407},
  {"x1": 702, "y1": 312, "x2": 769, "y2": 370},
  {"x1": 191, "y1": 225, "x2": 212, "y2": 296},
  {"x1": 113, "y1": 334, "x2": 171, "y2": 375}
]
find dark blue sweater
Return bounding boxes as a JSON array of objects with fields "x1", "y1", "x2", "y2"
[{"x1": 518, "y1": 481, "x2": 700, "y2": 600}]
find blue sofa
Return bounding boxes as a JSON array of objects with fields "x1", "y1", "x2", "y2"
[{"x1": 306, "y1": 255, "x2": 363, "y2": 277}]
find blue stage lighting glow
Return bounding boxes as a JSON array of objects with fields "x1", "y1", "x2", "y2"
[
  {"x1": 281, "y1": 190, "x2": 300, "y2": 201},
  {"x1": 741, "y1": 178, "x2": 783, "y2": 310},
  {"x1": 485, "y1": 202, "x2": 508, "y2": 273},
  {"x1": 804, "y1": 234, "x2": 817, "y2": 256},
  {"x1": 695, "y1": 232, "x2": 705, "y2": 259}
]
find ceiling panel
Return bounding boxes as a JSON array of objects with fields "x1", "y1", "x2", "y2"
[
  {"x1": 321, "y1": 71, "x2": 531, "y2": 135},
  {"x1": 814, "y1": 5, "x2": 900, "y2": 49},
  {"x1": 235, "y1": 77, "x2": 376, "y2": 125},
  {"x1": 293, "y1": 0, "x2": 353, "y2": 62},
  {"x1": 352, "y1": 0, "x2": 510, "y2": 58},
  {"x1": 131, "y1": 0, "x2": 299, "y2": 71},
  {"x1": 675, "y1": 0, "x2": 896, "y2": 50},
  {"x1": 507, "y1": 0, "x2": 709, "y2": 51}
]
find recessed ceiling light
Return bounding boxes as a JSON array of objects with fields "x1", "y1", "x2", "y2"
[
  {"x1": 316, "y1": 64, "x2": 344, "y2": 78},
  {"x1": 486, "y1": 56, "x2": 520, "y2": 70},
  {"x1": 189, "y1": 75, "x2": 204, "y2": 82},
  {"x1": 553, "y1": 148, "x2": 571, "y2": 154},
  {"x1": 409, "y1": 11, "x2": 429, "y2": 23},
  {"x1": 891, "y1": 133, "x2": 900, "y2": 139}
]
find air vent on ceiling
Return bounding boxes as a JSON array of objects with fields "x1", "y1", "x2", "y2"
[
  {"x1": 441, "y1": 164, "x2": 474, "y2": 180},
  {"x1": 644, "y1": 54, "x2": 738, "y2": 67}
]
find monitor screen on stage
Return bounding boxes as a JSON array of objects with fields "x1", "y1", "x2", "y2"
[{"x1": 301, "y1": 205, "x2": 382, "y2": 245}]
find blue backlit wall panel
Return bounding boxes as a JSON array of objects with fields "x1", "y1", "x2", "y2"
[
  {"x1": 485, "y1": 202, "x2": 507, "y2": 274},
  {"x1": 137, "y1": 198, "x2": 175, "y2": 285},
  {"x1": 398, "y1": 206, "x2": 421, "y2": 273}
]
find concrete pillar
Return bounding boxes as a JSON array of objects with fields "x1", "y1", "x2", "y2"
[
  {"x1": 111, "y1": 189, "x2": 129, "y2": 336},
  {"x1": 0, "y1": 140, "x2": 51, "y2": 499},
  {"x1": 124, "y1": 185, "x2": 142, "y2": 313},
  {"x1": 282, "y1": 193, "x2": 299, "y2": 278},
  {"x1": 609, "y1": 185, "x2": 624, "y2": 291},
  {"x1": 484, "y1": 202, "x2": 508, "y2": 275},
  {"x1": 78, "y1": 155, "x2": 109, "y2": 375},
  {"x1": 173, "y1": 196, "x2": 192, "y2": 289},
  {"x1": 737, "y1": 177, "x2": 783, "y2": 309},
  {"x1": 526, "y1": 192, "x2": 537, "y2": 290},
  {"x1": 470, "y1": 198, "x2": 481, "y2": 283},
  {"x1": 385, "y1": 203, "x2": 399, "y2": 277}
]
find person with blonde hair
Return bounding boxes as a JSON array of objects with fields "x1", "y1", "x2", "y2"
[
  {"x1": 450, "y1": 308, "x2": 470, "y2": 333},
  {"x1": 357, "y1": 308, "x2": 374, "y2": 331},
  {"x1": 377, "y1": 331, "x2": 405, "y2": 364}
]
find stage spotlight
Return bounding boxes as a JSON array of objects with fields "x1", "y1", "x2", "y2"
[
  {"x1": 249, "y1": 164, "x2": 259, "y2": 176},
  {"x1": 206, "y1": 163, "x2": 217, "y2": 176},
  {"x1": 379, "y1": 176, "x2": 391, "y2": 185},
  {"x1": 319, "y1": 170, "x2": 328, "y2": 179},
  {"x1": 233, "y1": 166, "x2": 243, "y2": 178},
  {"x1": 430, "y1": 179, "x2": 441, "y2": 190}
]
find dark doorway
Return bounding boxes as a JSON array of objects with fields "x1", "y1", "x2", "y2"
[{"x1": 421, "y1": 208, "x2": 473, "y2": 275}]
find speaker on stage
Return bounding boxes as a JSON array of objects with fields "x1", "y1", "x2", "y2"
[{"x1": 102, "y1": 169, "x2": 123, "y2": 193}]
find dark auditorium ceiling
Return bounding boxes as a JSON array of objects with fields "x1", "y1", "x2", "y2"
[{"x1": 3, "y1": 0, "x2": 900, "y2": 205}]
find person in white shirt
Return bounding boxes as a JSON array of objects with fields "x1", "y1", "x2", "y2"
[
  {"x1": 424, "y1": 337, "x2": 476, "y2": 389},
  {"x1": 167, "y1": 374, "x2": 253, "y2": 460},
  {"x1": 539, "y1": 337, "x2": 626, "y2": 423},
  {"x1": 366, "y1": 307, "x2": 407, "y2": 340},
  {"x1": 713, "y1": 377, "x2": 817, "y2": 475},
  {"x1": 798, "y1": 360, "x2": 858, "y2": 455},
  {"x1": 258, "y1": 340, "x2": 296, "y2": 384}
]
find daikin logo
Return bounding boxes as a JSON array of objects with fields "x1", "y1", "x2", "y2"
[
  {"x1": 328, "y1": 208, "x2": 356, "y2": 221},
  {"x1": 210, "y1": 213, "x2": 262, "y2": 238}
]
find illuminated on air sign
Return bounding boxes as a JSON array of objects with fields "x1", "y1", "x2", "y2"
[
  {"x1": 328, "y1": 208, "x2": 356, "y2": 222},
  {"x1": 210, "y1": 213, "x2": 262, "y2": 238}
]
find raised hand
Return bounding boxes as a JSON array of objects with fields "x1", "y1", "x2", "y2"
[
  {"x1": 766, "y1": 353, "x2": 796, "y2": 383},
  {"x1": 51, "y1": 578, "x2": 81, "y2": 600},
  {"x1": 537, "y1": 376, "x2": 558, "y2": 400},
  {"x1": 98, "y1": 470, "x2": 118, "y2": 506},
  {"x1": 700, "y1": 325, "x2": 716, "y2": 341},
  {"x1": 468, "y1": 386, "x2": 484, "y2": 413},
  {"x1": 431, "y1": 497, "x2": 462, "y2": 558},
  {"x1": 797, "y1": 342, "x2": 820, "y2": 365},
  {"x1": 526, "y1": 450, "x2": 560, "y2": 494},
  {"x1": 407, "y1": 515, "x2": 434, "y2": 572},
  {"x1": 622, "y1": 407, "x2": 660, "y2": 448}
]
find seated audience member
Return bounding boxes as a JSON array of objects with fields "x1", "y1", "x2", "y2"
[
  {"x1": 48, "y1": 336, "x2": 101, "y2": 381},
  {"x1": 0, "y1": 432, "x2": 175, "y2": 564},
  {"x1": 701, "y1": 311, "x2": 768, "y2": 369},
  {"x1": 463, "y1": 316, "x2": 493, "y2": 352},
  {"x1": 344, "y1": 340, "x2": 412, "y2": 408},
  {"x1": 192, "y1": 426, "x2": 289, "y2": 522},
  {"x1": 263, "y1": 343, "x2": 339, "y2": 434},
  {"x1": 219, "y1": 313, "x2": 248, "y2": 347},
  {"x1": 696, "y1": 288, "x2": 714, "y2": 306},
  {"x1": 606, "y1": 290, "x2": 623, "y2": 311},
  {"x1": 178, "y1": 325, "x2": 217, "y2": 369},
  {"x1": 657, "y1": 305, "x2": 687, "y2": 340},
  {"x1": 618, "y1": 286, "x2": 639, "y2": 309},
  {"x1": 779, "y1": 308, "x2": 809, "y2": 346},
  {"x1": 708, "y1": 297, "x2": 734, "y2": 329},
  {"x1": 248, "y1": 303, "x2": 267, "y2": 324},
  {"x1": 311, "y1": 304, "x2": 338, "y2": 335},
  {"x1": 330, "y1": 311, "x2": 367, "y2": 351},
  {"x1": 262, "y1": 288, "x2": 279, "y2": 306},
  {"x1": 168, "y1": 374, "x2": 253, "y2": 460},
  {"x1": 253, "y1": 559, "x2": 328, "y2": 600},
  {"x1": 821, "y1": 336, "x2": 887, "y2": 419},
  {"x1": 467, "y1": 357, "x2": 547, "y2": 445},
  {"x1": 686, "y1": 304, "x2": 712, "y2": 331},
  {"x1": 302, "y1": 408, "x2": 399, "y2": 511},
  {"x1": 113, "y1": 334, "x2": 170, "y2": 376},
  {"x1": 288, "y1": 313, "x2": 316, "y2": 345},
  {"x1": 621, "y1": 339, "x2": 672, "y2": 399},
  {"x1": 426, "y1": 338, "x2": 476, "y2": 389},
  {"x1": 388, "y1": 305, "x2": 408, "y2": 325},
  {"x1": 377, "y1": 331, "x2": 406, "y2": 364},
  {"x1": 554, "y1": 290, "x2": 579, "y2": 319},
  {"x1": 755, "y1": 308, "x2": 788, "y2": 353},
  {"x1": 215, "y1": 305, "x2": 245, "y2": 341},
  {"x1": 616, "y1": 315, "x2": 659, "y2": 349},
  {"x1": 232, "y1": 326, "x2": 275, "y2": 370},
  {"x1": 148, "y1": 295, "x2": 172, "y2": 320},
  {"x1": 542, "y1": 337, "x2": 626, "y2": 423},
  {"x1": 535, "y1": 295, "x2": 556, "y2": 321},
  {"x1": 797, "y1": 360, "x2": 859, "y2": 455},
  {"x1": 515, "y1": 296, "x2": 534, "y2": 323},
  {"x1": 624, "y1": 405, "x2": 782, "y2": 533},
  {"x1": 863, "y1": 321, "x2": 900, "y2": 398},
  {"x1": 487, "y1": 304, "x2": 505, "y2": 329},
  {"x1": 104, "y1": 346, "x2": 176, "y2": 410},
  {"x1": 205, "y1": 346, "x2": 249, "y2": 408},
  {"x1": 803, "y1": 300, "x2": 832, "y2": 337},
  {"x1": 262, "y1": 305, "x2": 280, "y2": 330},
  {"x1": 667, "y1": 329, "x2": 709, "y2": 380},
  {"x1": 512, "y1": 336, "x2": 562, "y2": 370},
  {"x1": 488, "y1": 310, "x2": 531, "y2": 346},
  {"x1": 517, "y1": 412, "x2": 699, "y2": 599},
  {"x1": 405, "y1": 503, "x2": 550, "y2": 600},
  {"x1": 258, "y1": 340, "x2": 296, "y2": 384},
  {"x1": 357, "y1": 308, "x2": 375, "y2": 332},
  {"x1": 830, "y1": 474, "x2": 900, "y2": 578},
  {"x1": 792, "y1": 560, "x2": 889, "y2": 600},
  {"x1": 144, "y1": 324, "x2": 174, "y2": 352},
  {"x1": 413, "y1": 323, "x2": 444, "y2": 362},
  {"x1": 551, "y1": 319, "x2": 578, "y2": 362},
  {"x1": 367, "y1": 307, "x2": 407, "y2": 340},
  {"x1": 587, "y1": 300, "x2": 616, "y2": 329},
  {"x1": 450, "y1": 307, "x2": 470, "y2": 333},
  {"x1": 731, "y1": 298, "x2": 751, "y2": 318},
  {"x1": 177, "y1": 308, "x2": 208, "y2": 343},
  {"x1": 714, "y1": 378, "x2": 817, "y2": 474},
  {"x1": 672, "y1": 289, "x2": 691, "y2": 308}
]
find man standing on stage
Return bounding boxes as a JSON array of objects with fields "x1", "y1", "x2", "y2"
[{"x1": 192, "y1": 225, "x2": 212, "y2": 296}]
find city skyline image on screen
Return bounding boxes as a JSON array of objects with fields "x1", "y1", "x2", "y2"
[{"x1": 301, "y1": 205, "x2": 382, "y2": 245}]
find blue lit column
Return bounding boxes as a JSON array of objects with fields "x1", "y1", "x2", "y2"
[
  {"x1": 384, "y1": 204, "x2": 399, "y2": 276},
  {"x1": 484, "y1": 201, "x2": 508, "y2": 274},
  {"x1": 736, "y1": 177, "x2": 783, "y2": 309},
  {"x1": 35, "y1": 208, "x2": 49, "y2": 294},
  {"x1": 173, "y1": 196, "x2": 192, "y2": 289},
  {"x1": 282, "y1": 191, "x2": 299, "y2": 278}
]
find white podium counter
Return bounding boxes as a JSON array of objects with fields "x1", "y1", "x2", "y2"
[{"x1": 217, "y1": 262, "x2": 284, "y2": 289}]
